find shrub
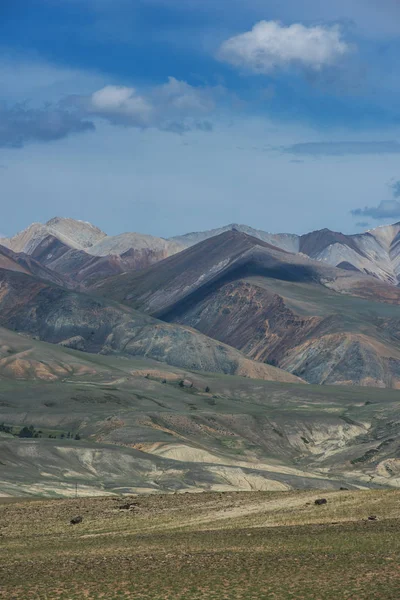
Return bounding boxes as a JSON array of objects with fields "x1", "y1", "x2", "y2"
[{"x1": 18, "y1": 425, "x2": 35, "y2": 438}]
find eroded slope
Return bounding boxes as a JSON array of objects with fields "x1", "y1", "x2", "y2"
[{"x1": 0, "y1": 267, "x2": 301, "y2": 383}]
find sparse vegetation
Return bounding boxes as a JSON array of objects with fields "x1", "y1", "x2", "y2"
[
  {"x1": 2, "y1": 367, "x2": 400, "y2": 496},
  {"x1": 0, "y1": 422, "x2": 12, "y2": 434},
  {"x1": 351, "y1": 439, "x2": 395, "y2": 464},
  {"x1": 1, "y1": 422, "x2": 82, "y2": 442},
  {"x1": 1, "y1": 490, "x2": 400, "y2": 599},
  {"x1": 18, "y1": 425, "x2": 36, "y2": 438}
]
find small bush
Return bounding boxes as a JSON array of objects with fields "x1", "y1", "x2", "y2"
[{"x1": 18, "y1": 425, "x2": 35, "y2": 439}]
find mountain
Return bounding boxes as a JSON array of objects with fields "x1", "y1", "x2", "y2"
[
  {"x1": 171, "y1": 222, "x2": 400, "y2": 286},
  {"x1": 93, "y1": 231, "x2": 400, "y2": 388},
  {"x1": 1, "y1": 221, "x2": 400, "y2": 498},
  {"x1": 0, "y1": 243, "x2": 73, "y2": 288},
  {"x1": 0, "y1": 217, "x2": 106, "y2": 253},
  {"x1": 171, "y1": 223, "x2": 300, "y2": 253},
  {"x1": 4, "y1": 217, "x2": 400, "y2": 287},
  {"x1": 2, "y1": 218, "x2": 400, "y2": 388},
  {"x1": 0, "y1": 217, "x2": 184, "y2": 287},
  {"x1": 0, "y1": 266, "x2": 301, "y2": 384}
]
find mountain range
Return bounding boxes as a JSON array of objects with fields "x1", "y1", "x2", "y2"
[
  {"x1": 1, "y1": 216, "x2": 400, "y2": 495},
  {"x1": 2, "y1": 217, "x2": 400, "y2": 286},
  {"x1": 1, "y1": 217, "x2": 400, "y2": 388},
  {"x1": 172, "y1": 222, "x2": 400, "y2": 286},
  {"x1": 0, "y1": 217, "x2": 182, "y2": 287}
]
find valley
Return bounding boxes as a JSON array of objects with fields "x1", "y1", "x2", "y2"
[{"x1": 1, "y1": 337, "x2": 400, "y2": 496}]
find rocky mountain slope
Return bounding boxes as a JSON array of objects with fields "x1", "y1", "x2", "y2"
[
  {"x1": 2, "y1": 218, "x2": 400, "y2": 388},
  {"x1": 0, "y1": 243, "x2": 73, "y2": 288},
  {"x1": 172, "y1": 222, "x2": 400, "y2": 286},
  {"x1": 0, "y1": 217, "x2": 183, "y2": 286},
  {"x1": 93, "y1": 231, "x2": 400, "y2": 388},
  {"x1": 3, "y1": 217, "x2": 400, "y2": 286},
  {"x1": 0, "y1": 266, "x2": 301, "y2": 384}
]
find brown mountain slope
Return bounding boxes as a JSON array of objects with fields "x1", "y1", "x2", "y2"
[
  {"x1": 92, "y1": 232, "x2": 400, "y2": 388},
  {"x1": 0, "y1": 327, "x2": 104, "y2": 382},
  {"x1": 164, "y1": 278, "x2": 400, "y2": 388},
  {"x1": 92, "y1": 230, "x2": 400, "y2": 312},
  {"x1": 0, "y1": 244, "x2": 72, "y2": 288},
  {"x1": 0, "y1": 267, "x2": 302, "y2": 384},
  {"x1": 29, "y1": 234, "x2": 184, "y2": 287},
  {"x1": 28, "y1": 234, "x2": 163, "y2": 287}
]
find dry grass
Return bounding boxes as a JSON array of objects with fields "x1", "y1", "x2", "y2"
[{"x1": 1, "y1": 490, "x2": 400, "y2": 599}]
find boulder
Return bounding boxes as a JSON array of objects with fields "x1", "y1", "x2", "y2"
[{"x1": 70, "y1": 516, "x2": 83, "y2": 525}]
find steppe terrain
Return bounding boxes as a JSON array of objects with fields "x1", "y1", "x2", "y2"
[
  {"x1": 1, "y1": 333, "x2": 400, "y2": 496},
  {"x1": 1, "y1": 490, "x2": 400, "y2": 599}
]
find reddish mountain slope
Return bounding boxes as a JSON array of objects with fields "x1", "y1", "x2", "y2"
[
  {"x1": 0, "y1": 266, "x2": 302, "y2": 384},
  {"x1": 93, "y1": 231, "x2": 400, "y2": 388},
  {"x1": 0, "y1": 244, "x2": 72, "y2": 288}
]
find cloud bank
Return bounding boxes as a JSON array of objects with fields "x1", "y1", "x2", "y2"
[
  {"x1": 0, "y1": 104, "x2": 94, "y2": 148},
  {"x1": 218, "y1": 21, "x2": 350, "y2": 74},
  {"x1": 351, "y1": 200, "x2": 400, "y2": 220},
  {"x1": 283, "y1": 141, "x2": 400, "y2": 157},
  {"x1": 0, "y1": 78, "x2": 221, "y2": 148},
  {"x1": 351, "y1": 179, "x2": 400, "y2": 220}
]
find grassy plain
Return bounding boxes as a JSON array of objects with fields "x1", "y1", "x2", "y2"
[{"x1": 1, "y1": 489, "x2": 400, "y2": 599}]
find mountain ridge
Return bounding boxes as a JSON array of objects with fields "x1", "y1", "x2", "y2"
[
  {"x1": 93, "y1": 230, "x2": 400, "y2": 388},
  {"x1": 3, "y1": 217, "x2": 400, "y2": 286},
  {"x1": 0, "y1": 264, "x2": 302, "y2": 384}
]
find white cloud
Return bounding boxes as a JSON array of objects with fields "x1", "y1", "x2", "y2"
[
  {"x1": 218, "y1": 21, "x2": 351, "y2": 74},
  {"x1": 74, "y1": 79, "x2": 221, "y2": 132},
  {"x1": 89, "y1": 86, "x2": 153, "y2": 125},
  {"x1": 0, "y1": 73, "x2": 221, "y2": 150}
]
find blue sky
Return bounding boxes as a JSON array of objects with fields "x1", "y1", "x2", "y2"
[{"x1": 1, "y1": 0, "x2": 400, "y2": 237}]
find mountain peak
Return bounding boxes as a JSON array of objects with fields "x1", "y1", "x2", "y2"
[
  {"x1": 45, "y1": 216, "x2": 105, "y2": 233},
  {"x1": 44, "y1": 217, "x2": 107, "y2": 249}
]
